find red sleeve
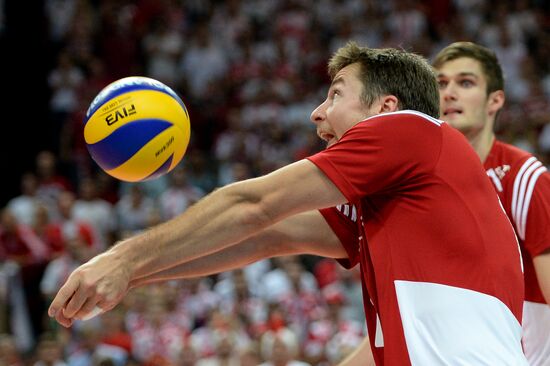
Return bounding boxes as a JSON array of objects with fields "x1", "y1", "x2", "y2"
[
  {"x1": 319, "y1": 206, "x2": 359, "y2": 269},
  {"x1": 523, "y1": 169, "x2": 550, "y2": 257},
  {"x1": 307, "y1": 113, "x2": 442, "y2": 202}
]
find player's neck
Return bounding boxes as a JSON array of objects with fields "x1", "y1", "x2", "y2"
[{"x1": 468, "y1": 126, "x2": 495, "y2": 163}]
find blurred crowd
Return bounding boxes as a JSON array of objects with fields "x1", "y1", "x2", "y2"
[{"x1": 1, "y1": 0, "x2": 550, "y2": 365}]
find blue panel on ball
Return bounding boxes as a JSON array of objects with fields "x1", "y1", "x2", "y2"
[
  {"x1": 143, "y1": 154, "x2": 174, "y2": 181},
  {"x1": 87, "y1": 119, "x2": 172, "y2": 170}
]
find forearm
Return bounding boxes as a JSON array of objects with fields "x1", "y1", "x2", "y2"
[
  {"x1": 111, "y1": 181, "x2": 274, "y2": 281},
  {"x1": 130, "y1": 238, "x2": 278, "y2": 287},
  {"x1": 130, "y1": 210, "x2": 346, "y2": 287}
]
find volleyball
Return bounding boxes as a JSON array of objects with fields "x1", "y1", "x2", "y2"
[{"x1": 83, "y1": 76, "x2": 190, "y2": 182}]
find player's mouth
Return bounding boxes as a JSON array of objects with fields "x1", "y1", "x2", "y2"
[
  {"x1": 318, "y1": 131, "x2": 337, "y2": 147},
  {"x1": 443, "y1": 108, "x2": 463, "y2": 117}
]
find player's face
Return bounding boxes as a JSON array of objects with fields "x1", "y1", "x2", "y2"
[
  {"x1": 436, "y1": 57, "x2": 491, "y2": 135},
  {"x1": 310, "y1": 63, "x2": 376, "y2": 148}
]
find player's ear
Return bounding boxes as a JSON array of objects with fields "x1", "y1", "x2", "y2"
[
  {"x1": 378, "y1": 95, "x2": 399, "y2": 113},
  {"x1": 487, "y1": 90, "x2": 505, "y2": 117}
]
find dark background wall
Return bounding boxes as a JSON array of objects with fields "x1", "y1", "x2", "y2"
[{"x1": 1, "y1": 1, "x2": 50, "y2": 206}]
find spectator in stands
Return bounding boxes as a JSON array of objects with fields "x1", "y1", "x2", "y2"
[
  {"x1": 158, "y1": 165, "x2": 204, "y2": 221},
  {"x1": 40, "y1": 225, "x2": 92, "y2": 302},
  {"x1": 0, "y1": 208, "x2": 49, "y2": 265},
  {"x1": 115, "y1": 184, "x2": 157, "y2": 238},
  {"x1": 7, "y1": 173, "x2": 42, "y2": 227},
  {"x1": 31, "y1": 332, "x2": 67, "y2": 366},
  {"x1": 32, "y1": 204, "x2": 64, "y2": 259},
  {"x1": 35, "y1": 151, "x2": 73, "y2": 220},
  {"x1": 54, "y1": 190, "x2": 98, "y2": 252},
  {"x1": 260, "y1": 327, "x2": 310, "y2": 366},
  {"x1": 0, "y1": 333, "x2": 24, "y2": 366},
  {"x1": 131, "y1": 295, "x2": 186, "y2": 364},
  {"x1": 73, "y1": 177, "x2": 116, "y2": 250}
]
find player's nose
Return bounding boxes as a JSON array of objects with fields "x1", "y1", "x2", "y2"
[
  {"x1": 310, "y1": 100, "x2": 327, "y2": 125},
  {"x1": 441, "y1": 83, "x2": 458, "y2": 101}
]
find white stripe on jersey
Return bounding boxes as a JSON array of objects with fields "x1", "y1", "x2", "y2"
[
  {"x1": 362, "y1": 110, "x2": 443, "y2": 127},
  {"x1": 388, "y1": 110, "x2": 444, "y2": 126},
  {"x1": 518, "y1": 166, "x2": 547, "y2": 240},
  {"x1": 336, "y1": 203, "x2": 358, "y2": 222},
  {"x1": 487, "y1": 168, "x2": 503, "y2": 192},
  {"x1": 515, "y1": 160, "x2": 542, "y2": 236},
  {"x1": 512, "y1": 157, "x2": 536, "y2": 228},
  {"x1": 511, "y1": 157, "x2": 548, "y2": 240}
]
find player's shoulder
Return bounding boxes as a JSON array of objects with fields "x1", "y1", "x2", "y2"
[
  {"x1": 488, "y1": 140, "x2": 549, "y2": 197},
  {"x1": 350, "y1": 110, "x2": 444, "y2": 139},
  {"x1": 364, "y1": 110, "x2": 444, "y2": 127},
  {"x1": 490, "y1": 140, "x2": 544, "y2": 174},
  {"x1": 492, "y1": 140, "x2": 534, "y2": 162}
]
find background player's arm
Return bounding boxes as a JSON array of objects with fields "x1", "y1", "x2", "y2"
[
  {"x1": 520, "y1": 171, "x2": 550, "y2": 305},
  {"x1": 533, "y1": 249, "x2": 550, "y2": 304},
  {"x1": 337, "y1": 336, "x2": 375, "y2": 366},
  {"x1": 130, "y1": 210, "x2": 345, "y2": 287}
]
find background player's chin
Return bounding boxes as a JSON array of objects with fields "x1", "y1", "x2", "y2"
[{"x1": 444, "y1": 117, "x2": 467, "y2": 130}]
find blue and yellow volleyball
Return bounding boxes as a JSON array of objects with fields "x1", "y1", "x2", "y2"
[{"x1": 83, "y1": 76, "x2": 190, "y2": 182}]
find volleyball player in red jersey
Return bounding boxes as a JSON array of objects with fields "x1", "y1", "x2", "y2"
[
  {"x1": 434, "y1": 41, "x2": 550, "y2": 366},
  {"x1": 48, "y1": 42, "x2": 527, "y2": 365}
]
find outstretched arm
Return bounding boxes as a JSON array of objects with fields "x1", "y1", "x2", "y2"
[
  {"x1": 48, "y1": 159, "x2": 347, "y2": 326},
  {"x1": 129, "y1": 210, "x2": 346, "y2": 287}
]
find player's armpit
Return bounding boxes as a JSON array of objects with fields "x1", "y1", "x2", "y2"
[
  {"x1": 271, "y1": 210, "x2": 347, "y2": 258},
  {"x1": 533, "y1": 248, "x2": 550, "y2": 304}
]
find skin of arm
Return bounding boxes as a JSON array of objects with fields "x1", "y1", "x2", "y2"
[
  {"x1": 48, "y1": 159, "x2": 348, "y2": 326},
  {"x1": 533, "y1": 249, "x2": 550, "y2": 304},
  {"x1": 129, "y1": 210, "x2": 346, "y2": 287},
  {"x1": 337, "y1": 336, "x2": 375, "y2": 366}
]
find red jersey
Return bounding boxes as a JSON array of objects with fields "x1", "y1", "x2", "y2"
[
  {"x1": 309, "y1": 111, "x2": 527, "y2": 365},
  {"x1": 484, "y1": 140, "x2": 550, "y2": 365}
]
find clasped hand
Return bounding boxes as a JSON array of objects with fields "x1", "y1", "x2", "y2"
[{"x1": 48, "y1": 251, "x2": 131, "y2": 327}]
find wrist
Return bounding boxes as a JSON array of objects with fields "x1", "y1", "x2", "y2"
[{"x1": 108, "y1": 240, "x2": 139, "y2": 282}]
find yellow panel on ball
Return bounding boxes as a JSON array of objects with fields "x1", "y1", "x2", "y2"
[{"x1": 106, "y1": 125, "x2": 188, "y2": 182}]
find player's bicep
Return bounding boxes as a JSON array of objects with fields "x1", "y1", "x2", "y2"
[{"x1": 250, "y1": 159, "x2": 347, "y2": 222}]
